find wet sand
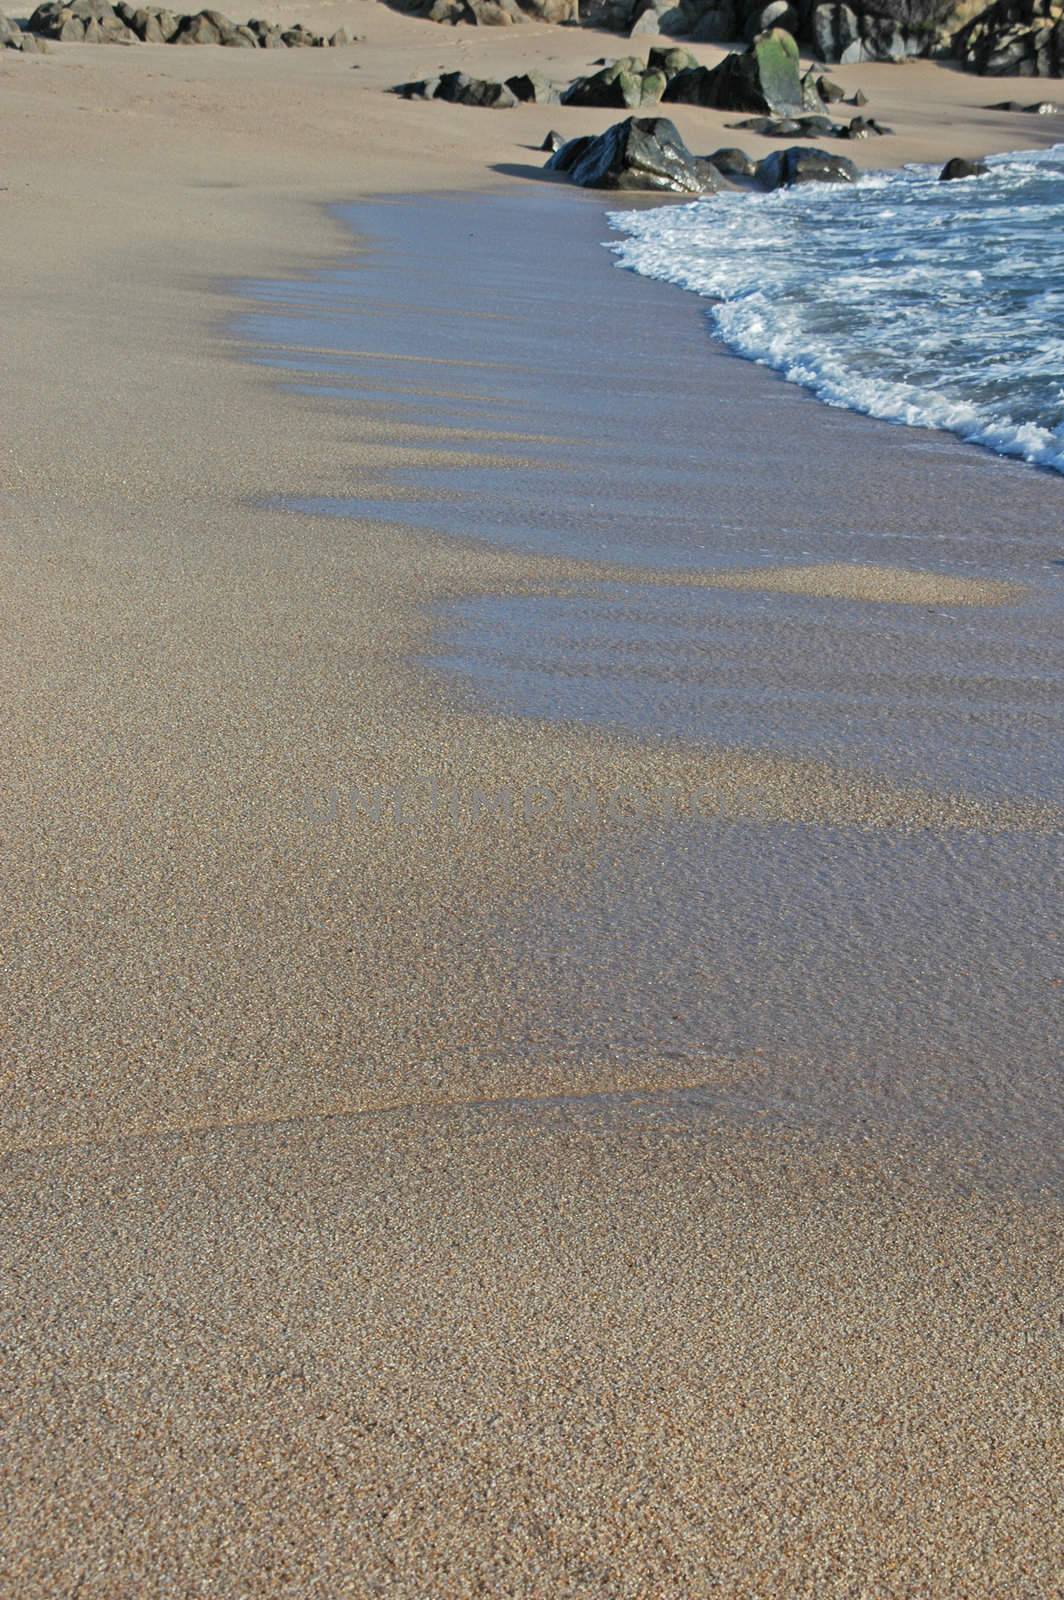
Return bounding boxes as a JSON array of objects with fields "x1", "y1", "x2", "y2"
[{"x1": 2, "y1": 13, "x2": 1063, "y2": 1596}]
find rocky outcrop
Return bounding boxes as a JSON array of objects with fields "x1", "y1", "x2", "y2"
[
  {"x1": 952, "y1": 0, "x2": 1064, "y2": 73},
  {"x1": 393, "y1": 70, "x2": 519, "y2": 104},
  {"x1": 547, "y1": 115, "x2": 724, "y2": 191},
  {"x1": 809, "y1": 0, "x2": 957, "y2": 62},
  {"x1": 382, "y1": 0, "x2": 985, "y2": 69},
  {"x1": 663, "y1": 26, "x2": 806, "y2": 113},
  {"x1": 940, "y1": 155, "x2": 990, "y2": 177},
  {"x1": 755, "y1": 143, "x2": 859, "y2": 185},
  {"x1": 25, "y1": 0, "x2": 350, "y2": 42}
]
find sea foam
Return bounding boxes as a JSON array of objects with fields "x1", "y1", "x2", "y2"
[{"x1": 608, "y1": 145, "x2": 1064, "y2": 474}]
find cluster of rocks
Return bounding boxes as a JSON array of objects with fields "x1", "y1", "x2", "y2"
[
  {"x1": 952, "y1": 0, "x2": 1064, "y2": 72},
  {"x1": 730, "y1": 108, "x2": 891, "y2": 132},
  {"x1": 395, "y1": 29, "x2": 877, "y2": 120},
  {"x1": 386, "y1": 0, "x2": 577, "y2": 22},
  {"x1": 986, "y1": 95, "x2": 1060, "y2": 108},
  {"x1": 387, "y1": 0, "x2": 974, "y2": 63},
  {"x1": 18, "y1": 0, "x2": 351, "y2": 45},
  {"x1": 806, "y1": 0, "x2": 958, "y2": 62},
  {"x1": 392, "y1": 0, "x2": 1064, "y2": 78},
  {"x1": 659, "y1": 25, "x2": 814, "y2": 107},
  {"x1": 395, "y1": 64, "x2": 582, "y2": 101},
  {"x1": 546, "y1": 112, "x2": 858, "y2": 188},
  {"x1": 2, "y1": 8, "x2": 50, "y2": 45}
]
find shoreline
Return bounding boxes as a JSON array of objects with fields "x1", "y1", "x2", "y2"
[{"x1": 3, "y1": 17, "x2": 1063, "y2": 1594}]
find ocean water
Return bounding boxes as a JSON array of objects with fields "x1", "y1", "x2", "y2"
[{"x1": 608, "y1": 145, "x2": 1064, "y2": 474}]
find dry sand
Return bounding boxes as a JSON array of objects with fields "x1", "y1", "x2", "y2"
[{"x1": 1, "y1": 11, "x2": 1062, "y2": 1596}]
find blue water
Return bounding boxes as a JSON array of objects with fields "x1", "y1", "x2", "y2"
[{"x1": 609, "y1": 145, "x2": 1064, "y2": 473}]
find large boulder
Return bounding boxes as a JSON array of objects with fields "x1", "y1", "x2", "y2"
[
  {"x1": 755, "y1": 143, "x2": 859, "y2": 185},
  {"x1": 26, "y1": 0, "x2": 136, "y2": 39},
  {"x1": 170, "y1": 8, "x2": 253, "y2": 41},
  {"x1": 664, "y1": 27, "x2": 804, "y2": 114},
  {"x1": 940, "y1": 155, "x2": 989, "y2": 177},
  {"x1": 547, "y1": 115, "x2": 725, "y2": 190},
  {"x1": 953, "y1": 0, "x2": 1064, "y2": 72}
]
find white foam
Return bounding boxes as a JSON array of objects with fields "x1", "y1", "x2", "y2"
[{"x1": 607, "y1": 146, "x2": 1064, "y2": 474}]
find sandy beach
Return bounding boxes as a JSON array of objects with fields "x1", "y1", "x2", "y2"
[{"x1": 2, "y1": 9, "x2": 1063, "y2": 1595}]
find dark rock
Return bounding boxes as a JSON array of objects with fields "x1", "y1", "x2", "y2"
[
  {"x1": 548, "y1": 132, "x2": 595, "y2": 171},
  {"x1": 840, "y1": 112, "x2": 892, "y2": 133},
  {"x1": 800, "y1": 65, "x2": 828, "y2": 111},
  {"x1": 393, "y1": 70, "x2": 518, "y2": 105},
  {"x1": 547, "y1": 114, "x2": 724, "y2": 191},
  {"x1": 728, "y1": 113, "x2": 783, "y2": 129},
  {"x1": 561, "y1": 56, "x2": 665, "y2": 106},
  {"x1": 850, "y1": 87, "x2": 869, "y2": 104},
  {"x1": 939, "y1": 156, "x2": 989, "y2": 179},
  {"x1": 708, "y1": 144, "x2": 757, "y2": 174},
  {"x1": 729, "y1": 112, "x2": 838, "y2": 133},
  {"x1": 840, "y1": 115, "x2": 871, "y2": 136},
  {"x1": 664, "y1": 27, "x2": 804, "y2": 115},
  {"x1": 756, "y1": 143, "x2": 858, "y2": 186},
  {"x1": 744, "y1": 0, "x2": 798, "y2": 38},
  {"x1": 688, "y1": 3, "x2": 738, "y2": 39},
  {"x1": 280, "y1": 21, "x2": 327, "y2": 43},
  {"x1": 247, "y1": 14, "x2": 285, "y2": 42},
  {"x1": 387, "y1": 0, "x2": 578, "y2": 23},
  {"x1": 953, "y1": 0, "x2": 1064, "y2": 76},
  {"x1": 123, "y1": 5, "x2": 182, "y2": 40},
  {"x1": 647, "y1": 43, "x2": 697, "y2": 74},
  {"x1": 812, "y1": 3, "x2": 862, "y2": 61},
  {"x1": 506, "y1": 68, "x2": 560, "y2": 100},
  {"x1": 172, "y1": 7, "x2": 234, "y2": 42},
  {"x1": 541, "y1": 128, "x2": 565, "y2": 150},
  {"x1": 6, "y1": 24, "x2": 50, "y2": 47},
  {"x1": 27, "y1": 0, "x2": 136, "y2": 40},
  {"x1": 818, "y1": 73, "x2": 846, "y2": 100},
  {"x1": 810, "y1": 0, "x2": 950, "y2": 64}
]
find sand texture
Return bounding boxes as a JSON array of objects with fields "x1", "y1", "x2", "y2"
[{"x1": 2, "y1": 9, "x2": 1063, "y2": 1596}]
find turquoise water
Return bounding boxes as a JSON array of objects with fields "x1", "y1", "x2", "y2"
[{"x1": 609, "y1": 145, "x2": 1064, "y2": 473}]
